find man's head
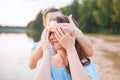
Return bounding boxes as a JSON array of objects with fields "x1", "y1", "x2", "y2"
[{"x1": 43, "y1": 7, "x2": 63, "y2": 27}]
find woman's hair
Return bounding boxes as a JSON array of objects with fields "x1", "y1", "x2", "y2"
[
  {"x1": 42, "y1": 7, "x2": 63, "y2": 22},
  {"x1": 52, "y1": 16, "x2": 90, "y2": 74}
]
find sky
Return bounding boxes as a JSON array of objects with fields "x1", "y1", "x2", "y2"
[{"x1": 0, "y1": 0, "x2": 73, "y2": 26}]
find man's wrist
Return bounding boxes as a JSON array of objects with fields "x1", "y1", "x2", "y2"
[
  {"x1": 66, "y1": 47, "x2": 76, "y2": 52},
  {"x1": 75, "y1": 29, "x2": 84, "y2": 39}
]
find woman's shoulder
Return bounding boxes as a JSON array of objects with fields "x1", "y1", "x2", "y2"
[
  {"x1": 84, "y1": 60, "x2": 99, "y2": 80},
  {"x1": 51, "y1": 67, "x2": 72, "y2": 80}
]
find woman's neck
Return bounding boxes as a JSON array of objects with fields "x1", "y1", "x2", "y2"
[
  {"x1": 57, "y1": 49, "x2": 67, "y2": 58},
  {"x1": 51, "y1": 49, "x2": 68, "y2": 68}
]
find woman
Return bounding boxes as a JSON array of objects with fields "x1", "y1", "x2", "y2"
[
  {"x1": 29, "y1": 8, "x2": 93, "y2": 70},
  {"x1": 35, "y1": 16, "x2": 98, "y2": 80}
]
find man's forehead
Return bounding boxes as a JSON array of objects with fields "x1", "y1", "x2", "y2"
[{"x1": 46, "y1": 11, "x2": 63, "y2": 20}]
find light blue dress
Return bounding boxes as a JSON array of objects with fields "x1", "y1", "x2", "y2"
[{"x1": 31, "y1": 42, "x2": 99, "y2": 80}]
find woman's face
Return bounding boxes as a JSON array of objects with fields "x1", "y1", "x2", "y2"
[{"x1": 49, "y1": 21, "x2": 63, "y2": 51}]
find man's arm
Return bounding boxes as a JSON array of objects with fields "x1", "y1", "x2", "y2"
[
  {"x1": 28, "y1": 44, "x2": 43, "y2": 69},
  {"x1": 68, "y1": 15, "x2": 93, "y2": 57},
  {"x1": 75, "y1": 28, "x2": 93, "y2": 57},
  {"x1": 28, "y1": 29, "x2": 48, "y2": 69}
]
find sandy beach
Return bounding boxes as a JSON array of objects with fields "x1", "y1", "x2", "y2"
[{"x1": 87, "y1": 34, "x2": 120, "y2": 80}]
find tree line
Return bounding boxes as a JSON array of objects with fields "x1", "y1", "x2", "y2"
[{"x1": 27, "y1": 0, "x2": 120, "y2": 41}]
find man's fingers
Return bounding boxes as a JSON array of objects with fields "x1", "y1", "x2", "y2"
[
  {"x1": 54, "y1": 32, "x2": 60, "y2": 42},
  {"x1": 71, "y1": 30, "x2": 76, "y2": 38},
  {"x1": 46, "y1": 30, "x2": 50, "y2": 40},
  {"x1": 54, "y1": 28, "x2": 61, "y2": 40},
  {"x1": 68, "y1": 14, "x2": 74, "y2": 24}
]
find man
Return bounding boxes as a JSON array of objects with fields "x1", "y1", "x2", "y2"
[{"x1": 28, "y1": 7, "x2": 93, "y2": 69}]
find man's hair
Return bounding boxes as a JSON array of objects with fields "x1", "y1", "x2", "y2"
[{"x1": 42, "y1": 7, "x2": 63, "y2": 21}]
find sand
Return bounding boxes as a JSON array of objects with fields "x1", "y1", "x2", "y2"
[{"x1": 87, "y1": 35, "x2": 120, "y2": 80}]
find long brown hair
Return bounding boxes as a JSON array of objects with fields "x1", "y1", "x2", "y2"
[{"x1": 52, "y1": 16, "x2": 90, "y2": 74}]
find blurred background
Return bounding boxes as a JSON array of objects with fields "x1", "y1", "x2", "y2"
[{"x1": 0, "y1": 0, "x2": 120, "y2": 80}]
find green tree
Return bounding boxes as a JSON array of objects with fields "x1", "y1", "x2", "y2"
[
  {"x1": 70, "y1": 0, "x2": 79, "y2": 21},
  {"x1": 94, "y1": 0, "x2": 120, "y2": 33},
  {"x1": 79, "y1": 0, "x2": 98, "y2": 33},
  {"x1": 112, "y1": 0, "x2": 120, "y2": 33},
  {"x1": 60, "y1": 5, "x2": 71, "y2": 16},
  {"x1": 27, "y1": 11, "x2": 44, "y2": 42}
]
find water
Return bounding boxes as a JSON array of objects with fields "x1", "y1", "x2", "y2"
[{"x1": 0, "y1": 33, "x2": 36, "y2": 80}]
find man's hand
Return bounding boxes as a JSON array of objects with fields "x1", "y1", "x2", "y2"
[
  {"x1": 41, "y1": 28, "x2": 51, "y2": 52},
  {"x1": 54, "y1": 25, "x2": 76, "y2": 50},
  {"x1": 55, "y1": 15, "x2": 84, "y2": 39}
]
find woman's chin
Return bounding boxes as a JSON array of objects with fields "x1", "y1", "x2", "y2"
[{"x1": 52, "y1": 46, "x2": 63, "y2": 51}]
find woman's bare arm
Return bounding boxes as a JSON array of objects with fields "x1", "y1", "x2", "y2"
[
  {"x1": 34, "y1": 49, "x2": 51, "y2": 80},
  {"x1": 66, "y1": 47, "x2": 91, "y2": 80},
  {"x1": 35, "y1": 29, "x2": 52, "y2": 80},
  {"x1": 54, "y1": 27, "x2": 91, "y2": 80}
]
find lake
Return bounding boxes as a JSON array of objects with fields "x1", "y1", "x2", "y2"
[{"x1": 0, "y1": 33, "x2": 37, "y2": 80}]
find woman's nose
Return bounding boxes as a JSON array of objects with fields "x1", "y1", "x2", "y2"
[{"x1": 49, "y1": 33, "x2": 55, "y2": 41}]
